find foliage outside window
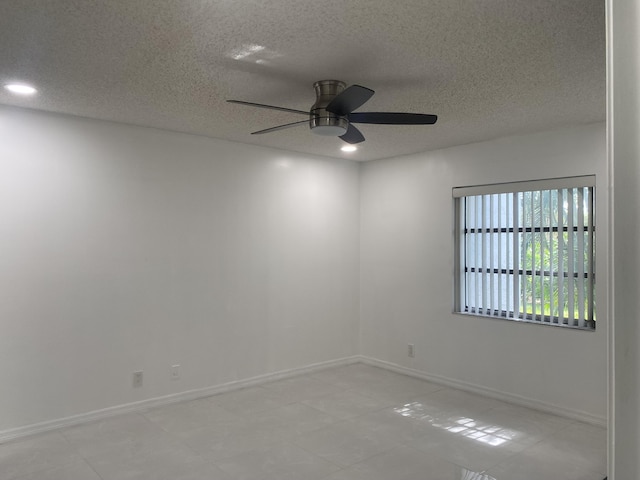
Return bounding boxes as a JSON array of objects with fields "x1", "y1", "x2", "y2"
[{"x1": 454, "y1": 176, "x2": 596, "y2": 330}]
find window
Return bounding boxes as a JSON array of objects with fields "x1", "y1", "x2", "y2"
[{"x1": 453, "y1": 176, "x2": 596, "y2": 330}]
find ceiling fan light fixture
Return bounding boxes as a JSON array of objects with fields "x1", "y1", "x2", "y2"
[
  {"x1": 309, "y1": 115, "x2": 348, "y2": 137},
  {"x1": 341, "y1": 145, "x2": 357, "y2": 152},
  {"x1": 311, "y1": 124, "x2": 348, "y2": 136}
]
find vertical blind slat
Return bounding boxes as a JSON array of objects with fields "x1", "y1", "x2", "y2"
[
  {"x1": 481, "y1": 196, "x2": 488, "y2": 314},
  {"x1": 470, "y1": 197, "x2": 475, "y2": 311},
  {"x1": 577, "y1": 188, "x2": 586, "y2": 327},
  {"x1": 513, "y1": 192, "x2": 520, "y2": 318},
  {"x1": 489, "y1": 194, "x2": 495, "y2": 315},
  {"x1": 588, "y1": 188, "x2": 595, "y2": 322},
  {"x1": 497, "y1": 194, "x2": 503, "y2": 316},
  {"x1": 557, "y1": 189, "x2": 565, "y2": 324},
  {"x1": 567, "y1": 188, "x2": 576, "y2": 326},
  {"x1": 539, "y1": 191, "x2": 545, "y2": 321},
  {"x1": 475, "y1": 196, "x2": 481, "y2": 313},
  {"x1": 462, "y1": 197, "x2": 468, "y2": 311},
  {"x1": 530, "y1": 191, "x2": 535, "y2": 321},
  {"x1": 549, "y1": 190, "x2": 556, "y2": 324}
]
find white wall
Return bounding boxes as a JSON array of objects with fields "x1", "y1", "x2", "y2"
[
  {"x1": 609, "y1": 0, "x2": 640, "y2": 476},
  {"x1": 0, "y1": 107, "x2": 360, "y2": 432},
  {"x1": 0, "y1": 103, "x2": 609, "y2": 435},
  {"x1": 360, "y1": 123, "x2": 608, "y2": 421}
]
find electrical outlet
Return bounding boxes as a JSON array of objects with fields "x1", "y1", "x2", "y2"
[
  {"x1": 170, "y1": 364, "x2": 181, "y2": 380},
  {"x1": 132, "y1": 371, "x2": 143, "y2": 388},
  {"x1": 408, "y1": 344, "x2": 415, "y2": 358}
]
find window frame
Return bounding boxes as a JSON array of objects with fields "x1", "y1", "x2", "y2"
[{"x1": 453, "y1": 175, "x2": 596, "y2": 331}]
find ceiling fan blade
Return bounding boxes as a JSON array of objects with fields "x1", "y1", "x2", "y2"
[
  {"x1": 227, "y1": 100, "x2": 309, "y2": 116},
  {"x1": 349, "y1": 112, "x2": 438, "y2": 125},
  {"x1": 251, "y1": 120, "x2": 308, "y2": 135},
  {"x1": 339, "y1": 124, "x2": 365, "y2": 144},
  {"x1": 326, "y1": 85, "x2": 375, "y2": 116}
]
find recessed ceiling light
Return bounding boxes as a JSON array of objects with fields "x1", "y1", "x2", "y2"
[
  {"x1": 341, "y1": 145, "x2": 357, "y2": 152},
  {"x1": 4, "y1": 84, "x2": 37, "y2": 95}
]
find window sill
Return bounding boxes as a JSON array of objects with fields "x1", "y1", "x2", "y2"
[{"x1": 452, "y1": 311, "x2": 596, "y2": 331}]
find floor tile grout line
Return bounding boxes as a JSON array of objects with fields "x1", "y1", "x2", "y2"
[{"x1": 81, "y1": 456, "x2": 107, "y2": 480}]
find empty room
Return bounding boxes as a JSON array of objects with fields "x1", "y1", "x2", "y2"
[{"x1": 2, "y1": 1, "x2": 639, "y2": 479}]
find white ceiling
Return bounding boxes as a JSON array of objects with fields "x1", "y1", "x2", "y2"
[{"x1": 0, "y1": 0, "x2": 605, "y2": 161}]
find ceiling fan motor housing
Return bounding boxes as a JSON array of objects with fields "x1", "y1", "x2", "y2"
[{"x1": 310, "y1": 80, "x2": 349, "y2": 136}]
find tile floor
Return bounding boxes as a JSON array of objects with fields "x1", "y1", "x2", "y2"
[{"x1": 0, "y1": 363, "x2": 607, "y2": 480}]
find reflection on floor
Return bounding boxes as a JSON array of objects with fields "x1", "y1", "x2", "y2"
[{"x1": 0, "y1": 363, "x2": 607, "y2": 480}]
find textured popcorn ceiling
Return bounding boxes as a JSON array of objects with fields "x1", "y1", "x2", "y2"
[{"x1": 0, "y1": 0, "x2": 605, "y2": 161}]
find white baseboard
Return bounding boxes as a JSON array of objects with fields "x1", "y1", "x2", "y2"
[
  {"x1": 0, "y1": 354, "x2": 605, "y2": 442},
  {"x1": 0, "y1": 356, "x2": 360, "y2": 443},
  {"x1": 359, "y1": 356, "x2": 606, "y2": 427}
]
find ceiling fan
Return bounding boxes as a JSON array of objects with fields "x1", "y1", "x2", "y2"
[{"x1": 227, "y1": 80, "x2": 437, "y2": 144}]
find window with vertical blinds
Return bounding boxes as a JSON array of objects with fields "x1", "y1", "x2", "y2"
[{"x1": 453, "y1": 176, "x2": 596, "y2": 330}]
